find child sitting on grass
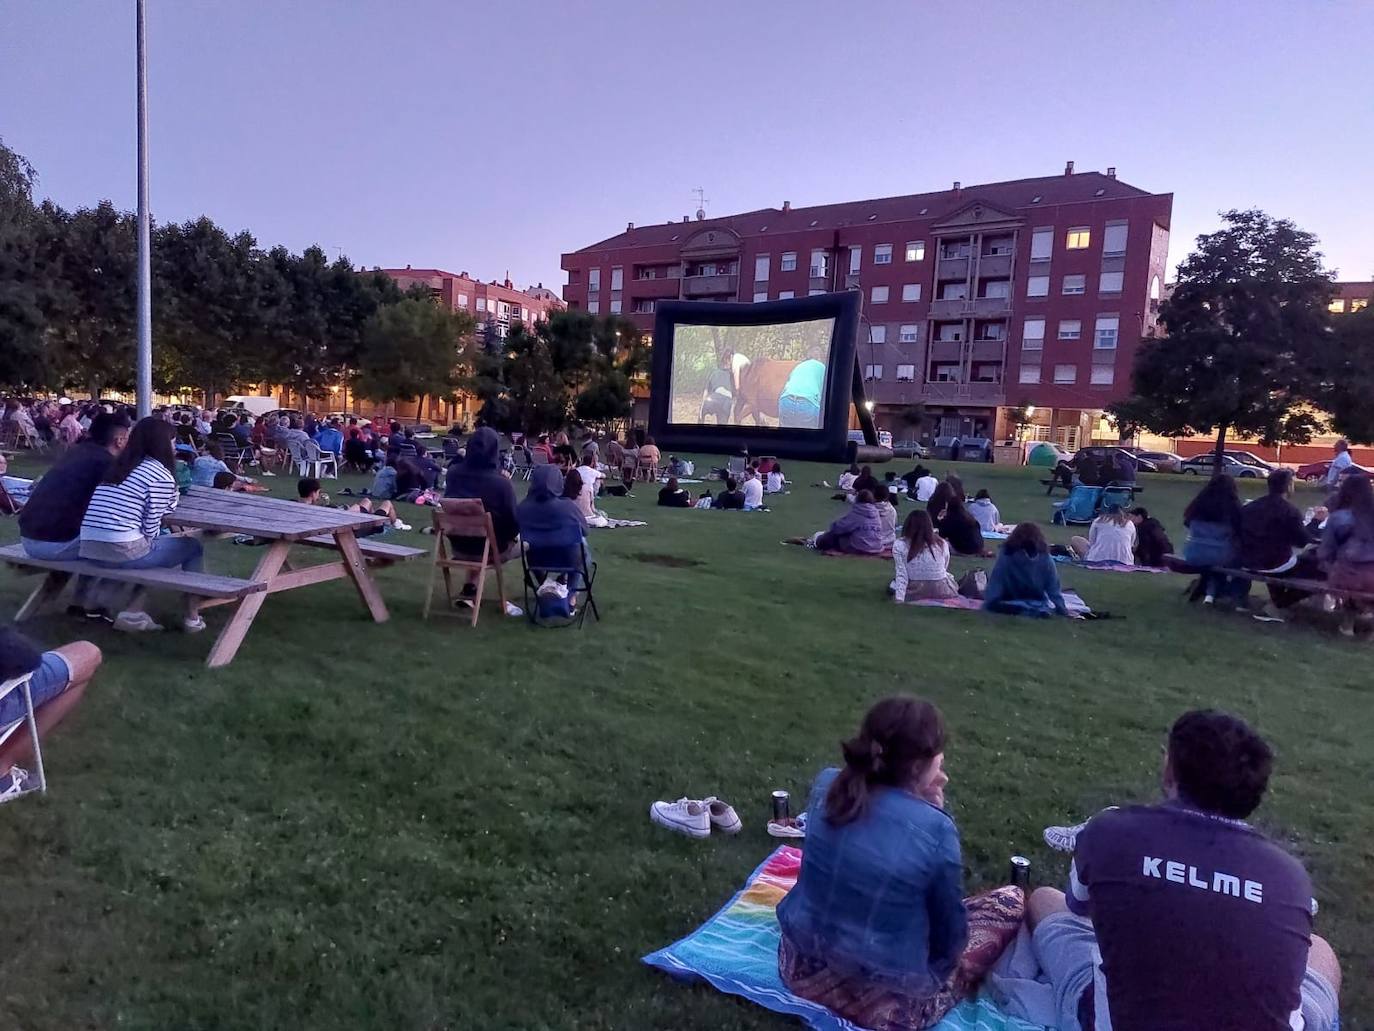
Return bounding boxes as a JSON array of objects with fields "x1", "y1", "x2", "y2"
[{"x1": 297, "y1": 477, "x2": 411, "y2": 533}]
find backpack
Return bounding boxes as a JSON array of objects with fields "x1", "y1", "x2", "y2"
[{"x1": 957, "y1": 569, "x2": 987, "y2": 599}]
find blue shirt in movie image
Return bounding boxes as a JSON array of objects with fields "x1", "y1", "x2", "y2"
[{"x1": 687, "y1": 318, "x2": 833, "y2": 428}]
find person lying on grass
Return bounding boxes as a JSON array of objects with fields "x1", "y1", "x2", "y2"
[
  {"x1": 1029, "y1": 709, "x2": 1341, "y2": 1031},
  {"x1": 982, "y1": 522, "x2": 1080, "y2": 618},
  {"x1": 296, "y1": 477, "x2": 411, "y2": 533},
  {"x1": 890, "y1": 510, "x2": 958, "y2": 603},
  {"x1": 783, "y1": 489, "x2": 884, "y2": 555},
  {"x1": 777, "y1": 696, "x2": 1024, "y2": 1031},
  {"x1": 1068, "y1": 503, "x2": 1137, "y2": 564}
]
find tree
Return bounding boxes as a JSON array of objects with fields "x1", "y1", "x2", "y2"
[
  {"x1": 1108, "y1": 209, "x2": 1333, "y2": 471},
  {"x1": 1315, "y1": 301, "x2": 1374, "y2": 443},
  {"x1": 0, "y1": 137, "x2": 50, "y2": 389},
  {"x1": 352, "y1": 295, "x2": 474, "y2": 412}
]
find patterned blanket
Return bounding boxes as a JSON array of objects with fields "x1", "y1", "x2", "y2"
[
  {"x1": 643, "y1": 846, "x2": 1048, "y2": 1031},
  {"x1": 1052, "y1": 557, "x2": 1167, "y2": 573}
]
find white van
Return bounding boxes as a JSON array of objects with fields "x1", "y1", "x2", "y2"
[{"x1": 223, "y1": 395, "x2": 279, "y2": 418}]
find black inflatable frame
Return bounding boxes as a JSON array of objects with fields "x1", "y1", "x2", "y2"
[{"x1": 648, "y1": 292, "x2": 874, "y2": 462}]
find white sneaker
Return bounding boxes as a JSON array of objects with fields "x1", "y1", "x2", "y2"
[
  {"x1": 703, "y1": 796, "x2": 742, "y2": 834},
  {"x1": 262, "y1": 470, "x2": 277, "y2": 477},
  {"x1": 183, "y1": 615, "x2": 207, "y2": 633},
  {"x1": 650, "y1": 798, "x2": 710, "y2": 838},
  {"x1": 114, "y1": 610, "x2": 164, "y2": 632},
  {"x1": 1203, "y1": 594, "x2": 1215, "y2": 605},
  {"x1": 0, "y1": 766, "x2": 30, "y2": 802},
  {"x1": 1044, "y1": 806, "x2": 1119, "y2": 852},
  {"x1": 503, "y1": 601, "x2": 524, "y2": 617},
  {"x1": 767, "y1": 812, "x2": 808, "y2": 838},
  {"x1": 392, "y1": 520, "x2": 413, "y2": 532}
]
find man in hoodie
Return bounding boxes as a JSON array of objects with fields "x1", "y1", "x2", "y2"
[
  {"x1": 444, "y1": 425, "x2": 520, "y2": 570},
  {"x1": 519, "y1": 464, "x2": 591, "y2": 605}
]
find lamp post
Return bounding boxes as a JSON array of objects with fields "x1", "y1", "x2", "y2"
[{"x1": 134, "y1": 0, "x2": 153, "y2": 417}]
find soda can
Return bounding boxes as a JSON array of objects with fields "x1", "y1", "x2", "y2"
[
  {"x1": 771, "y1": 790, "x2": 790, "y2": 822},
  {"x1": 1008, "y1": 855, "x2": 1031, "y2": 888}
]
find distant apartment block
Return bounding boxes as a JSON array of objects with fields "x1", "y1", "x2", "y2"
[
  {"x1": 372, "y1": 267, "x2": 563, "y2": 339},
  {"x1": 1329, "y1": 280, "x2": 1373, "y2": 315}
]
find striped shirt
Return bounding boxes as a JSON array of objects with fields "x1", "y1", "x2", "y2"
[{"x1": 79, "y1": 458, "x2": 179, "y2": 544}]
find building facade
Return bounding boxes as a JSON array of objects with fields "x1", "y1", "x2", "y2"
[
  {"x1": 372, "y1": 267, "x2": 563, "y2": 339},
  {"x1": 561, "y1": 165, "x2": 1171, "y2": 449},
  {"x1": 1329, "y1": 280, "x2": 1373, "y2": 315}
]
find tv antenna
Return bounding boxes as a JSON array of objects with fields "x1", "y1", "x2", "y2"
[{"x1": 692, "y1": 186, "x2": 709, "y2": 220}]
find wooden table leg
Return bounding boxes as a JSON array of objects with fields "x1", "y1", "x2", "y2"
[
  {"x1": 335, "y1": 530, "x2": 389, "y2": 623},
  {"x1": 15, "y1": 572, "x2": 71, "y2": 621},
  {"x1": 205, "y1": 539, "x2": 291, "y2": 669}
]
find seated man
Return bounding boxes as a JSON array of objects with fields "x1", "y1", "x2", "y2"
[
  {"x1": 713, "y1": 476, "x2": 746, "y2": 510},
  {"x1": 741, "y1": 469, "x2": 765, "y2": 511},
  {"x1": 0, "y1": 625, "x2": 102, "y2": 797},
  {"x1": 444, "y1": 427, "x2": 521, "y2": 611},
  {"x1": 17, "y1": 411, "x2": 130, "y2": 562},
  {"x1": 314, "y1": 418, "x2": 344, "y2": 457},
  {"x1": 297, "y1": 477, "x2": 410, "y2": 532},
  {"x1": 1029, "y1": 709, "x2": 1340, "y2": 1031},
  {"x1": 1239, "y1": 468, "x2": 1324, "y2": 618}
]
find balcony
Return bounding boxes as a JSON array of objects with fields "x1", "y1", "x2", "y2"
[
  {"x1": 682, "y1": 273, "x2": 738, "y2": 298},
  {"x1": 919, "y1": 380, "x2": 1006, "y2": 406},
  {"x1": 937, "y1": 256, "x2": 970, "y2": 280},
  {"x1": 929, "y1": 297, "x2": 971, "y2": 319},
  {"x1": 977, "y1": 253, "x2": 1013, "y2": 278},
  {"x1": 971, "y1": 338, "x2": 1007, "y2": 361},
  {"x1": 631, "y1": 276, "x2": 681, "y2": 300},
  {"x1": 971, "y1": 296, "x2": 1012, "y2": 318}
]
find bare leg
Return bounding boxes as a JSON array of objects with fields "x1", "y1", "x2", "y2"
[
  {"x1": 1027, "y1": 886, "x2": 1070, "y2": 929},
  {"x1": 1309, "y1": 934, "x2": 1341, "y2": 995},
  {"x1": 0, "y1": 641, "x2": 101, "y2": 769},
  {"x1": 374, "y1": 500, "x2": 397, "y2": 520},
  {"x1": 1069, "y1": 536, "x2": 1090, "y2": 559}
]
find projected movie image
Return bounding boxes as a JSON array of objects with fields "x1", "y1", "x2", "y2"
[{"x1": 668, "y1": 318, "x2": 836, "y2": 429}]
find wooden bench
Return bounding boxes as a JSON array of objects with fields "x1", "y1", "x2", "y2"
[
  {"x1": 0, "y1": 543, "x2": 265, "y2": 621},
  {"x1": 1217, "y1": 568, "x2": 1374, "y2": 604},
  {"x1": 300, "y1": 535, "x2": 425, "y2": 564}
]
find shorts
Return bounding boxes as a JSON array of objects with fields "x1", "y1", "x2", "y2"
[
  {"x1": 0, "y1": 651, "x2": 72, "y2": 726},
  {"x1": 1032, "y1": 912, "x2": 1338, "y2": 1031}
]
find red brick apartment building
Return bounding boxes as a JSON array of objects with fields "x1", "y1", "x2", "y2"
[
  {"x1": 561, "y1": 164, "x2": 1171, "y2": 449},
  {"x1": 1329, "y1": 280, "x2": 1372, "y2": 316},
  {"x1": 372, "y1": 267, "x2": 563, "y2": 338}
]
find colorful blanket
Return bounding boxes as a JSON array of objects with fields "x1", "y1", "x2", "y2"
[
  {"x1": 909, "y1": 589, "x2": 1091, "y2": 615},
  {"x1": 644, "y1": 847, "x2": 1049, "y2": 1031},
  {"x1": 587, "y1": 516, "x2": 647, "y2": 529},
  {"x1": 1053, "y1": 557, "x2": 1167, "y2": 574}
]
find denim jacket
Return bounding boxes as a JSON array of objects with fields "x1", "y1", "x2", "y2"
[{"x1": 776, "y1": 767, "x2": 968, "y2": 992}]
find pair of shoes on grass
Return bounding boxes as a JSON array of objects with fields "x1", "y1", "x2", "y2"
[
  {"x1": 650, "y1": 797, "x2": 742, "y2": 838},
  {"x1": 767, "y1": 812, "x2": 808, "y2": 839},
  {"x1": 113, "y1": 611, "x2": 205, "y2": 634}
]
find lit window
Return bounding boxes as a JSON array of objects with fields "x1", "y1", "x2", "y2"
[
  {"x1": 1059, "y1": 320, "x2": 1082, "y2": 340},
  {"x1": 1019, "y1": 364, "x2": 1042, "y2": 384},
  {"x1": 1066, "y1": 227, "x2": 1091, "y2": 250},
  {"x1": 1352, "y1": 299, "x2": 1369, "y2": 312},
  {"x1": 896, "y1": 363, "x2": 915, "y2": 381},
  {"x1": 871, "y1": 286, "x2": 889, "y2": 303},
  {"x1": 588, "y1": 269, "x2": 601, "y2": 291},
  {"x1": 864, "y1": 364, "x2": 884, "y2": 380},
  {"x1": 778, "y1": 290, "x2": 795, "y2": 300},
  {"x1": 1030, "y1": 228, "x2": 1053, "y2": 260},
  {"x1": 1094, "y1": 316, "x2": 1119, "y2": 348},
  {"x1": 1099, "y1": 271, "x2": 1124, "y2": 295},
  {"x1": 1023, "y1": 317, "x2": 1045, "y2": 349},
  {"x1": 899, "y1": 324, "x2": 919, "y2": 343},
  {"x1": 849, "y1": 246, "x2": 861, "y2": 275},
  {"x1": 1054, "y1": 364, "x2": 1078, "y2": 383},
  {"x1": 755, "y1": 255, "x2": 770, "y2": 282},
  {"x1": 870, "y1": 325, "x2": 887, "y2": 344},
  {"x1": 874, "y1": 244, "x2": 893, "y2": 265},
  {"x1": 610, "y1": 267, "x2": 623, "y2": 290},
  {"x1": 901, "y1": 283, "x2": 921, "y2": 302},
  {"x1": 1027, "y1": 275, "x2": 1050, "y2": 297},
  {"x1": 587, "y1": 299, "x2": 600, "y2": 314},
  {"x1": 1062, "y1": 274, "x2": 1086, "y2": 295},
  {"x1": 1103, "y1": 222, "x2": 1128, "y2": 255},
  {"x1": 1329, "y1": 299, "x2": 1347, "y2": 313},
  {"x1": 609, "y1": 298, "x2": 622, "y2": 314},
  {"x1": 1091, "y1": 366, "x2": 1115, "y2": 385},
  {"x1": 780, "y1": 251, "x2": 797, "y2": 272},
  {"x1": 905, "y1": 241, "x2": 925, "y2": 262},
  {"x1": 753, "y1": 291, "x2": 768, "y2": 302}
]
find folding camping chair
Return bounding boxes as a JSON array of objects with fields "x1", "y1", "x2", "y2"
[
  {"x1": 520, "y1": 541, "x2": 599, "y2": 628},
  {"x1": 211, "y1": 432, "x2": 254, "y2": 474},
  {"x1": 510, "y1": 446, "x2": 533, "y2": 481},
  {"x1": 0, "y1": 478, "x2": 19, "y2": 517},
  {"x1": 0, "y1": 674, "x2": 47, "y2": 805},
  {"x1": 1100, "y1": 482, "x2": 1137, "y2": 511},
  {"x1": 424, "y1": 499, "x2": 511, "y2": 626},
  {"x1": 1051, "y1": 484, "x2": 1104, "y2": 526}
]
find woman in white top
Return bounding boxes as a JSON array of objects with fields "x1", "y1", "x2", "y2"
[
  {"x1": 1069, "y1": 504, "x2": 1137, "y2": 564},
  {"x1": 890, "y1": 510, "x2": 959, "y2": 602},
  {"x1": 766, "y1": 466, "x2": 786, "y2": 494},
  {"x1": 79, "y1": 417, "x2": 206, "y2": 633}
]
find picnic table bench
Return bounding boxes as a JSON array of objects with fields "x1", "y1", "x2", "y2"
[
  {"x1": 1042, "y1": 478, "x2": 1145, "y2": 497},
  {"x1": 1162, "y1": 554, "x2": 1374, "y2": 605}
]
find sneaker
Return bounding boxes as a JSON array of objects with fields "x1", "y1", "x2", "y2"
[
  {"x1": 767, "y1": 812, "x2": 808, "y2": 839},
  {"x1": 1044, "y1": 806, "x2": 1120, "y2": 852},
  {"x1": 67, "y1": 605, "x2": 113, "y2": 623},
  {"x1": 503, "y1": 601, "x2": 524, "y2": 617},
  {"x1": 0, "y1": 766, "x2": 30, "y2": 802},
  {"x1": 650, "y1": 798, "x2": 710, "y2": 838},
  {"x1": 182, "y1": 615, "x2": 207, "y2": 633},
  {"x1": 703, "y1": 797, "x2": 742, "y2": 834},
  {"x1": 261, "y1": 470, "x2": 276, "y2": 477},
  {"x1": 392, "y1": 520, "x2": 413, "y2": 531},
  {"x1": 113, "y1": 610, "x2": 164, "y2": 633},
  {"x1": 1203, "y1": 594, "x2": 1215, "y2": 605},
  {"x1": 1252, "y1": 605, "x2": 1285, "y2": 623}
]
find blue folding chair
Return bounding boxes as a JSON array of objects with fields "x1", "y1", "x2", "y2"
[
  {"x1": 520, "y1": 542, "x2": 599, "y2": 628},
  {"x1": 1052, "y1": 485, "x2": 1103, "y2": 525}
]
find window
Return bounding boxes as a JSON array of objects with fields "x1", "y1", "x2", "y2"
[
  {"x1": 1353, "y1": 299, "x2": 1369, "y2": 312},
  {"x1": 864, "y1": 364, "x2": 884, "y2": 381},
  {"x1": 1094, "y1": 316, "x2": 1119, "y2": 349},
  {"x1": 941, "y1": 241, "x2": 971, "y2": 259},
  {"x1": 1062, "y1": 274, "x2": 1086, "y2": 295},
  {"x1": 1027, "y1": 275, "x2": 1050, "y2": 297},
  {"x1": 457, "y1": 293, "x2": 468, "y2": 307},
  {"x1": 1019, "y1": 364, "x2": 1042, "y2": 384},
  {"x1": 1091, "y1": 366, "x2": 1115, "y2": 385},
  {"x1": 636, "y1": 267, "x2": 656, "y2": 280},
  {"x1": 633, "y1": 299, "x2": 655, "y2": 314},
  {"x1": 976, "y1": 323, "x2": 1005, "y2": 341},
  {"x1": 755, "y1": 255, "x2": 770, "y2": 282},
  {"x1": 896, "y1": 363, "x2": 915, "y2": 382},
  {"x1": 1030, "y1": 227, "x2": 1053, "y2": 260},
  {"x1": 1099, "y1": 271, "x2": 1124, "y2": 295},
  {"x1": 983, "y1": 235, "x2": 1014, "y2": 256},
  {"x1": 939, "y1": 282, "x2": 967, "y2": 301},
  {"x1": 1328, "y1": 299, "x2": 1347, "y2": 313},
  {"x1": 874, "y1": 244, "x2": 893, "y2": 265},
  {"x1": 753, "y1": 291, "x2": 768, "y2": 302},
  {"x1": 1058, "y1": 319, "x2": 1082, "y2": 340},
  {"x1": 901, "y1": 283, "x2": 921, "y2": 302},
  {"x1": 588, "y1": 269, "x2": 601, "y2": 291},
  {"x1": 848, "y1": 247, "x2": 861, "y2": 275},
  {"x1": 778, "y1": 290, "x2": 795, "y2": 300},
  {"x1": 937, "y1": 324, "x2": 963, "y2": 342},
  {"x1": 809, "y1": 249, "x2": 828, "y2": 277},
  {"x1": 1054, "y1": 363, "x2": 1078, "y2": 384},
  {"x1": 698, "y1": 263, "x2": 717, "y2": 277},
  {"x1": 1103, "y1": 222, "x2": 1128, "y2": 255},
  {"x1": 870, "y1": 325, "x2": 887, "y2": 344},
  {"x1": 610, "y1": 267, "x2": 623, "y2": 290},
  {"x1": 899, "y1": 324, "x2": 919, "y2": 343},
  {"x1": 905, "y1": 241, "x2": 925, "y2": 262},
  {"x1": 780, "y1": 251, "x2": 797, "y2": 272},
  {"x1": 609, "y1": 298, "x2": 622, "y2": 314},
  {"x1": 930, "y1": 362, "x2": 961, "y2": 382},
  {"x1": 871, "y1": 285, "x2": 889, "y2": 303},
  {"x1": 982, "y1": 280, "x2": 1011, "y2": 299},
  {"x1": 587, "y1": 299, "x2": 600, "y2": 314},
  {"x1": 971, "y1": 361, "x2": 1001, "y2": 382},
  {"x1": 1023, "y1": 317, "x2": 1046, "y2": 349},
  {"x1": 1066, "y1": 227, "x2": 1091, "y2": 250},
  {"x1": 476, "y1": 297, "x2": 487, "y2": 312},
  {"x1": 808, "y1": 288, "x2": 824, "y2": 296}
]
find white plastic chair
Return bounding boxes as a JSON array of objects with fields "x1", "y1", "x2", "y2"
[
  {"x1": 0, "y1": 674, "x2": 47, "y2": 804},
  {"x1": 288, "y1": 439, "x2": 339, "y2": 479}
]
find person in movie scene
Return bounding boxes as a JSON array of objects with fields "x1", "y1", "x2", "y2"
[{"x1": 777, "y1": 344, "x2": 827, "y2": 429}]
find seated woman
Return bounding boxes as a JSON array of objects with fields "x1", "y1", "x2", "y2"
[
  {"x1": 852, "y1": 465, "x2": 880, "y2": 497},
  {"x1": 785, "y1": 490, "x2": 884, "y2": 554},
  {"x1": 657, "y1": 477, "x2": 693, "y2": 508},
  {"x1": 967, "y1": 489, "x2": 1000, "y2": 534},
  {"x1": 78, "y1": 416, "x2": 205, "y2": 634},
  {"x1": 766, "y1": 465, "x2": 786, "y2": 494},
  {"x1": 343, "y1": 428, "x2": 375, "y2": 471},
  {"x1": 1069, "y1": 503, "x2": 1137, "y2": 563},
  {"x1": 518, "y1": 464, "x2": 591, "y2": 606},
  {"x1": 935, "y1": 497, "x2": 985, "y2": 557},
  {"x1": 925, "y1": 481, "x2": 954, "y2": 522},
  {"x1": 1182, "y1": 475, "x2": 1243, "y2": 603},
  {"x1": 777, "y1": 697, "x2": 1024, "y2": 1031},
  {"x1": 872, "y1": 483, "x2": 898, "y2": 551},
  {"x1": 837, "y1": 464, "x2": 860, "y2": 493},
  {"x1": 1318, "y1": 473, "x2": 1374, "y2": 636},
  {"x1": 983, "y1": 522, "x2": 1078, "y2": 617},
  {"x1": 891, "y1": 511, "x2": 958, "y2": 602}
]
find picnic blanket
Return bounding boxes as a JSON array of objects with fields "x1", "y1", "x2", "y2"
[
  {"x1": 1053, "y1": 557, "x2": 1167, "y2": 574},
  {"x1": 587, "y1": 516, "x2": 647, "y2": 529},
  {"x1": 908, "y1": 589, "x2": 1091, "y2": 615},
  {"x1": 644, "y1": 846, "x2": 1047, "y2": 1031}
]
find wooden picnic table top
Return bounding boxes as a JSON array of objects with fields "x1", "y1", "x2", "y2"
[{"x1": 165, "y1": 487, "x2": 386, "y2": 541}]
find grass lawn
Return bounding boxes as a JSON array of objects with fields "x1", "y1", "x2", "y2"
[{"x1": 0, "y1": 453, "x2": 1369, "y2": 1030}]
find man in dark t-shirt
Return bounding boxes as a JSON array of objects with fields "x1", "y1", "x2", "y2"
[
  {"x1": 1028, "y1": 710, "x2": 1340, "y2": 1031},
  {"x1": 713, "y1": 476, "x2": 745, "y2": 510}
]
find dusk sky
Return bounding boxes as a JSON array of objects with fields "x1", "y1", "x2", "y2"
[{"x1": 4, "y1": 0, "x2": 1371, "y2": 293}]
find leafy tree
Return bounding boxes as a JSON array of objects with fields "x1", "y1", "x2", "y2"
[
  {"x1": 352, "y1": 295, "x2": 474, "y2": 414},
  {"x1": 501, "y1": 321, "x2": 572, "y2": 434},
  {"x1": 1108, "y1": 209, "x2": 1333, "y2": 470},
  {"x1": 1315, "y1": 301, "x2": 1374, "y2": 443},
  {"x1": 0, "y1": 138, "x2": 49, "y2": 389}
]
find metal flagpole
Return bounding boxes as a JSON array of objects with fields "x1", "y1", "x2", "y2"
[{"x1": 135, "y1": 0, "x2": 153, "y2": 417}]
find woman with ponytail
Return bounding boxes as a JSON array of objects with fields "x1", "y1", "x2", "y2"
[{"x1": 776, "y1": 697, "x2": 1024, "y2": 1030}]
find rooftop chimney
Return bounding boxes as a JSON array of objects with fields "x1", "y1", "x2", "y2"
[
  {"x1": 627, "y1": 221, "x2": 634, "y2": 231},
  {"x1": 405, "y1": 263, "x2": 412, "y2": 270},
  {"x1": 1106, "y1": 166, "x2": 1117, "y2": 178},
  {"x1": 1064, "y1": 160, "x2": 1074, "y2": 175},
  {"x1": 782, "y1": 200, "x2": 791, "y2": 212},
  {"x1": 682, "y1": 215, "x2": 690, "y2": 223},
  {"x1": 953, "y1": 181, "x2": 961, "y2": 191}
]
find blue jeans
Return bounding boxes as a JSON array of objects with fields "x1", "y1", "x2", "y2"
[
  {"x1": 20, "y1": 537, "x2": 81, "y2": 561},
  {"x1": 90, "y1": 535, "x2": 204, "y2": 573},
  {"x1": 778, "y1": 394, "x2": 821, "y2": 429}
]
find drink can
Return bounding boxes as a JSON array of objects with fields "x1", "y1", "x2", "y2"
[
  {"x1": 1008, "y1": 854, "x2": 1031, "y2": 888},
  {"x1": 771, "y1": 790, "x2": 790, "y2": 822}
]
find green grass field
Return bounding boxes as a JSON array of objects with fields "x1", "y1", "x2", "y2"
[{"x1": 0, "y1": 454, "x2": 1369, "y2": 1030}]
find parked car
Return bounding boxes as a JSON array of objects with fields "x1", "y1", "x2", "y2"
[
  {"x1": 327, "y1": 411, "x2": 372, "y2": 427},
  {"x1": 847, "y1": 429, "x2": 894, "y2": 449},
  {"x1": 1134, "y1": 449, "x2": 1185, "y2": 473},
  {"x1": 1294, "y1": 458, "x2": 1374, "y2": 482},
  {"x1": 1179, "y1": 454, "x2": 1266, "y2": 478},
  {"x1": 891, "y1": 439, "x2": 929, "y2": 459},
  {"x1": 1223, "y1": 450, "x2": 1278, "y2": 473},
  {"x1": 1072, "y1": 445, "x2": 1159, "y2": 476}
]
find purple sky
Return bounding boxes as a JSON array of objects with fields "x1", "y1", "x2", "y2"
[{"x1": 4, "y1": 0, "x2": 1371, "y2": 293}]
